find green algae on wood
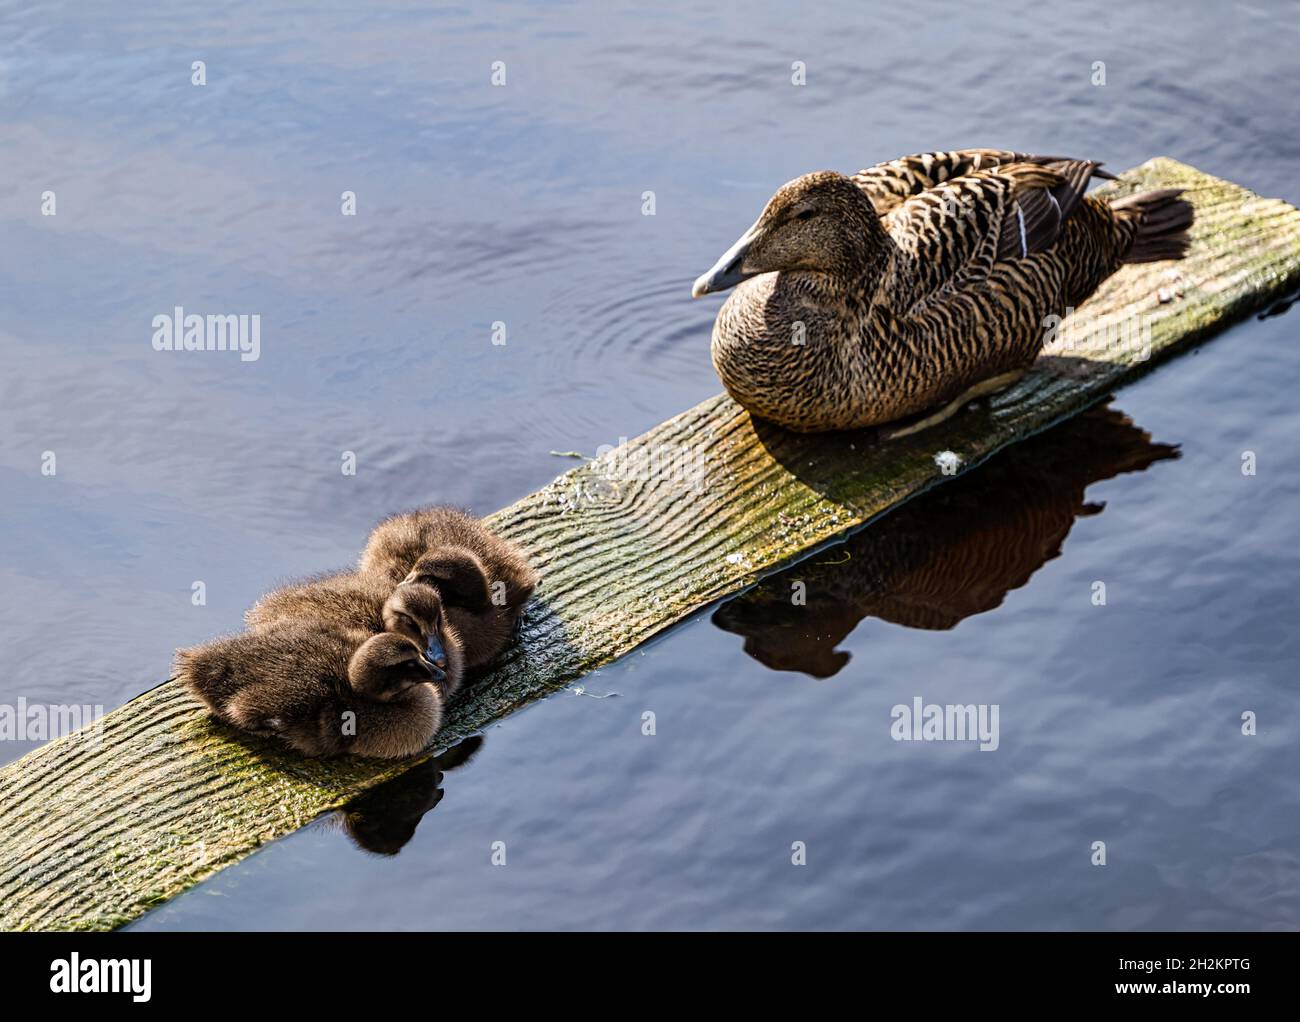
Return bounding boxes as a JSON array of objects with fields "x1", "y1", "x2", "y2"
[{"x1": 2, "y1": 158, "x2": 1299, "y2": 931}]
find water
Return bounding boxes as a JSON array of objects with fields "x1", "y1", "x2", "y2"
[{"x1": 2, "y1": 0, "x2": 1298, "y2": 929}]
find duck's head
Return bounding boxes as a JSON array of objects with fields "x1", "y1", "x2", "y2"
[
  {"x1": 382, "y1": 581, "x2": 459, "y2": 684},
  {"x1": 692, "y1": 171, "x2": 882, "y2": 298},
  {"x1": 401, "y1": 547, "x2": 492, "y2": 613},
  {"x1": 348, "y1": 632, "x2": 439, "y2": 701}
]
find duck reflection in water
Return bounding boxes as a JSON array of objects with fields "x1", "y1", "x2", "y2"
[
  {"x1": 326, "y1": 735, "x2": 484, "y2": 855},
  {"x1": 712, "y1": 403, "x2": 1179, "y2": 677}
]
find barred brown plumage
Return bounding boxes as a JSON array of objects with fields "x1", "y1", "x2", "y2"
[{"x1": 692, "y1": 148, "x2": 1194, "y2": 434}]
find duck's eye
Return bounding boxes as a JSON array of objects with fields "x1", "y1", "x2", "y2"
[{"x1": 794, "y1": 209, "x2": 815, "y2": 221}]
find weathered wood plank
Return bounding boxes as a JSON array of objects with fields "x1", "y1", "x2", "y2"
[{"x1": 1, "y1": 158, "x2": 1298, "y2": 930}]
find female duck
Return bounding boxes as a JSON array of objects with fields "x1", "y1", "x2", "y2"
[{"x1": 692, "y1": 149, "x2": 1194, "y2": 435}]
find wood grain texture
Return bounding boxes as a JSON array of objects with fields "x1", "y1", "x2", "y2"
[{"x1": 2, "y1": 159, "x2": 1298, "y2": 930}]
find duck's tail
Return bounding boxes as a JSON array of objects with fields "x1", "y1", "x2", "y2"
[{"x1": 1112, "y1": 188, "x2": 1194, "y2": 263}]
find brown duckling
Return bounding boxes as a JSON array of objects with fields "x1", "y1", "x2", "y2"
[
  {"x1": 382, "y1": 580, "x2": 465, "y2": 699},
  {"x1": 245, "y1": 569, "x2": 391, "y2": 639},
  {"x1": 175, "y1": 625, "x2": 443, "y2": 759},
  {"x1": 358, "y1": 506, "x2": 539, "y2": 669},
  {"x1": 693, "y1": 148, "x2": 1194, "y2": 435},
  {"x1": 246, "y1": 568, "x2": 465, "y2": 696}
]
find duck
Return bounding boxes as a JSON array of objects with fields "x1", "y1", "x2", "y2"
[
  {"x1": 692, "y1": 148, "x2": 1194, "y2": 435},
  {"x1": 174, "y1": 626, "x2": 443, "y2": 759},
  {"x1": 245, "y1": 569, "x2": 465, "y2": 695},
  {"x1": 358, "y1": 506, "x2": 539, "y2": 669}
]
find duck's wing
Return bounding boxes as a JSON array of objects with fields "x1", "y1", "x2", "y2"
[
  {"x1": 852, "y1": 149, "x2": 1115, "y2": 215},
  {"x1": 883, "y1": 159, "x2": 1107, "y2": 315}
]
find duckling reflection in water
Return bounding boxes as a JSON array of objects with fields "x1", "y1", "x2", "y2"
[
  {"x1": 712, "y1": 404, "x2": 1179, "y2": 676},
  {"x1": 359, "y1": 506, "x2": 539, "y2": 670},
  {"x1": 326, "y1": 736, "x2": 484, "y2": 855}
]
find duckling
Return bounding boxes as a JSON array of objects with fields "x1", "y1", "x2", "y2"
[
  {"x1": 245, "y1": 569, "x2": 391, "y2": 639},
  {"x1": 246, "y1": 569, "x2": 465, "y2": 696},
  {"x1": 382, "y1": 580, "x2": 465, "y2": 698},
  {"x1": 175, "y1": 626, "x2": 443, "y2": 759},
  {"x1": 358, "y1": 506, "x2": 539, "y2": 669},
  {"x1": 692, "y1": 148, "x2": 1194, "y2": 435}
]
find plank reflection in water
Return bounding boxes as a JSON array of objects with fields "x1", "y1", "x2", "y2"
[{"x1": 712, "y1": 403, "x2": 1179, "y2": 677}]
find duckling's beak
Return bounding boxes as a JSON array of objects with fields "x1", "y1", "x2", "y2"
[
  {"x1": 692, "y1": 225, "x2": 759, "y2": 298},
  {"x1": 423, "y1": 634, "x2": 448, "y2": 683}
]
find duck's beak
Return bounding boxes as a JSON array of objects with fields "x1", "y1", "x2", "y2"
[
  {"x1": 423, "y1": 634, "x2": 448, "y2": 683},
  {"x1": 692, "y1": 225, "x2": 760, "y2": 298}
]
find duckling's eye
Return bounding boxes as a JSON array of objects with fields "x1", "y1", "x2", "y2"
[{"x1": 794, "y1": 209, "x2": 816, "y2": 221}]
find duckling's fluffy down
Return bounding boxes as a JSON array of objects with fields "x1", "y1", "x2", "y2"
[
  {"x1": 175, "y1": 624, "x2": 443, "y2": 759},
  {"x1": 359, "y1": 506, "x2": 539, "y2": 668}
]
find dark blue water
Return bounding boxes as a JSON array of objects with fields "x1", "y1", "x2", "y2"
[{"x1": 3, "y1": 0, "x2": 1299, "y2": 929}]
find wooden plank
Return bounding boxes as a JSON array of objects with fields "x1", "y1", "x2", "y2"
[{"x1": 1, "y1": 158, "x2": 1297, "y2": 931}]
